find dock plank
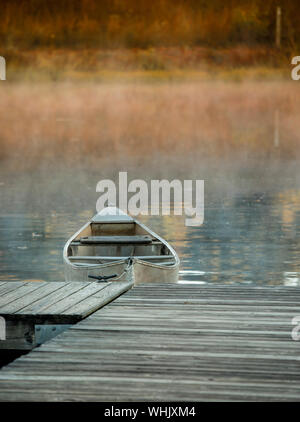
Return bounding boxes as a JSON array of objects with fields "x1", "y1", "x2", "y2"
[
  {"x1": 0, "y1": 282, "x2": 66, "y2": 314},
  {"x1": 63, "y1": 281, "x2": 133, "y2": 317},
  {"x1": 38, "y1": 282, "x2": 109, "y2": 315},
  {"x1": 0, "y1": 282, "x2": 47, "y2": 308},
  {"x1": 18, "y1": 282, "x2": 90, "y2": 315},
  {"x1": 0, "y1": 281, "x2": 133, "y2": 322},
  {"x1": 0, "y1": 282, "x2": 25, "y2": 297},
  {"x1": 0, "y1": 283, "x2": 299, "y2": 401},
  {"x1": 0, "y1": 281, "x2": 133, "y2": 350}
]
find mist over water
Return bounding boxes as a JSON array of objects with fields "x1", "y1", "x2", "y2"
[
  {"x1": 0, "y1": 156, "x2": 299, "y2": 286},
  {"x1": 0, "y1": 80, "x2": 299, "y2": 285}
]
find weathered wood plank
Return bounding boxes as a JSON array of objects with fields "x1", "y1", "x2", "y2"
[
  {"x1": 115, "y1": 298, "x2": 300, "y2": 306},
  {"x1": 0, "y1": 282, "x2": 133, "y2": 321},
  {"x1": 0, "y1": 283, "x2": 66, "y2": 314},
  {"x1": 0, "y1": 282, "x2": 47, "y2": 308},
  {"x1": 17, "y1": 282, "x2": 90, "y2": 315},
  {"x1": 0, "y1": 282, "x2": 25, "y2": 296},
  {"x1": 38, "y1": 282, "x2": 109, "y2": 315},
  {"x1": 0, "y1": 281, "x2": 133, "y2": 350},
  {"x1": 0, "y1": 283, "x2": 299, "y2": 401},
  {"x1": 63, "y1": 281, "x2": 133, "y2": 317},
  {"x1": 109, "y1": 303, "x2": 300, "y2": 312}
]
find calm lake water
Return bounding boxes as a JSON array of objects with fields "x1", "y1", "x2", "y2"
[{"x1": 0, "y1": 158, "x2": 300, "y2": 286}]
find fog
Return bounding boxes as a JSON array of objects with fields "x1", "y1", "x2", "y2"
[
  {"x1": 0, "y1": 79, "x2": 300, "y2": 285},
  {"x1": 0, "y1": 81, "x2": 299, "y2": 167}
]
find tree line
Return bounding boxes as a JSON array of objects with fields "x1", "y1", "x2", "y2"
[{"x1": 1, "y1": 0, "x2": 298, "y2": 49}]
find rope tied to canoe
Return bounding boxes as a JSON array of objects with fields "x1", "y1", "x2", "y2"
[
  {"x1": 88, "y1": 257, "x2": 134, "y2": 283},
  {"x1": 88, "y1": 274, "x2": 118, "y2": 282}
]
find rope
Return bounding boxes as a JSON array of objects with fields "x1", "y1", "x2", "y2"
[{"x1": 88, "y1": 257, "x2": 134, "y2": 283}]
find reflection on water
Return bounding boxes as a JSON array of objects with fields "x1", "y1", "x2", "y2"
[{"x1": 0, "y1": 160, "x2": 300, "y2": 286}]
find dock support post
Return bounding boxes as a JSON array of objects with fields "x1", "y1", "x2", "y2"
[{"x1": 0, "y1": 319, "x2": 35, "y2": 351}]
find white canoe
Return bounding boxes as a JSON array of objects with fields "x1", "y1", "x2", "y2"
[{"x1": 63, "y1": 207, "x2": 180, "y2": 284}]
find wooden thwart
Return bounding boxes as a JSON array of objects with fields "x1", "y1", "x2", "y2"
[{"x1": 79, "y1": 235, "x2": 153, "y2": 244}]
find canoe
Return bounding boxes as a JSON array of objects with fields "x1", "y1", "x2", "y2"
[{"x1": 63, "y1": 207, "x2": 180, "y2": 284}]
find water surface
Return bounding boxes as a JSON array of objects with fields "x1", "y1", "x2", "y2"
[{"x1": 0, "y1": 159, "x2": 299, "y2": 286}]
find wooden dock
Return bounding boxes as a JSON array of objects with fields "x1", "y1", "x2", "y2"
[
  {"x1": 0, "y1": 282, "x2": 300, "y2": 401},
  {"x1": 0, "y1": 280, "x2": 132, "y2": 350}
]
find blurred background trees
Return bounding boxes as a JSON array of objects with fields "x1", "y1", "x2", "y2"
[{"x1": 0, "y1": 0, "x2": 299, "y2": 50}]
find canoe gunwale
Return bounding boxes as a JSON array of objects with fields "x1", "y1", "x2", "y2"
[{"x1": 63, "y1": 210, "x2": 180, "y2": 282}]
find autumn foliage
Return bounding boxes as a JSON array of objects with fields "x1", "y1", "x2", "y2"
[{"x1": 0, "y1": 0, "x2": 299, "y2": 50}]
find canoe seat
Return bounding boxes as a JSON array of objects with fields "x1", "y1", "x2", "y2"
[{"x1": 79, "y1": 235, "x2": 152, "y2": 244}]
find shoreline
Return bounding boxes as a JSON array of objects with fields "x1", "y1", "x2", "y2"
[{"x1": 3, "y1": 46, "x2": 293, "y2": 82}]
